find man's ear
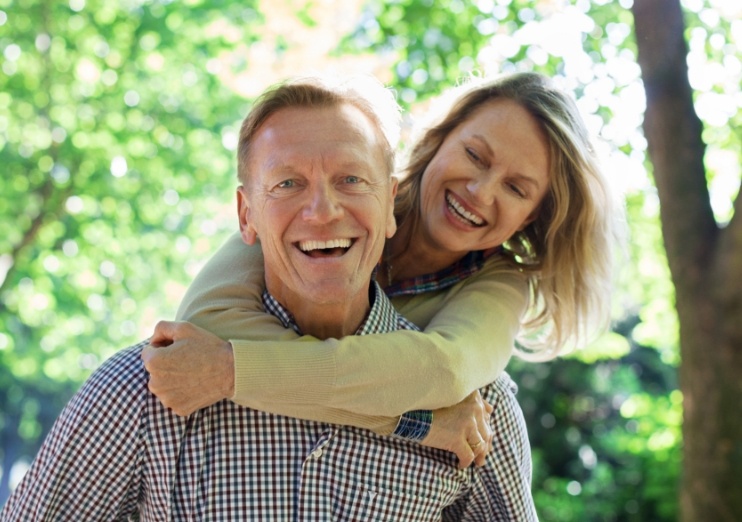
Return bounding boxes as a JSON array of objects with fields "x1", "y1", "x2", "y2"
[
  {"x1": 237, "y1": 185, "x2": 259, "y2": 245},
  {"x1": 385, "y1": 177, "x2": 398, "y2": 239}
]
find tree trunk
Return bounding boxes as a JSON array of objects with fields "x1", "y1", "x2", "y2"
[{"x1": 631, "y1": 0, "x2": 742, "y2": 519}]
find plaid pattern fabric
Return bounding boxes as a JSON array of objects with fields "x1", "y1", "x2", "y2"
[
  {"x1": 389, "y1": 409, "x2": 433, "y2": 441},
  {"x1": 384, "y1": 249, "x2": 498, "y2": 298},
  {"x1": 2, "y1": 282, "x2": 537, "y2": 521},
  {"x1": 263, "y1": 281, "x2": 418, "y2": 335},
  {"x1": 265, "y1": 282, "x2": 432, "y2": 442}
]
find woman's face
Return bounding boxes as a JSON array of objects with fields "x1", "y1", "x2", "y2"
[{"x1": 418, "y1": 98, "x2": 551, "y2": 257}]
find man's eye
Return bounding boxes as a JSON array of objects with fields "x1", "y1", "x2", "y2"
[
  {"x1": 277, "y1": 179, "x2": 295, "y2": 189},
  {"x1": 344, "y1": 176, "x2": 361, "y2": 184}
]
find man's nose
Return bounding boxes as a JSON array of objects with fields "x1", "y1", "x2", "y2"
[{"x1": 303, "y1": 182, "x2": 343, "y2": 223}]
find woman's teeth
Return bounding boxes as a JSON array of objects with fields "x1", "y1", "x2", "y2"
[{"x1": 446, "y1": 193, "x2": 484, "y2": 226}]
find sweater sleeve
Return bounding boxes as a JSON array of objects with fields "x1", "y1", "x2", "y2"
[
  {"x1": 175, "y1": 233, "x2": 300, "y2": 342},
  {"x1": 177, "y1": 232, "x2": 527, "y2": 429}
]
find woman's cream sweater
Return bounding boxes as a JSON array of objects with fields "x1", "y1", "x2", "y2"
[{"x1": 176, "y1": 233, "x2": 527, "y2": 435}]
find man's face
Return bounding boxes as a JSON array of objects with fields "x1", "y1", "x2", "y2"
[{"x1": 237, "y1": 103, "x2": 397, "y2": 308}]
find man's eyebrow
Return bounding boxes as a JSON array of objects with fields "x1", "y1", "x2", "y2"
[
  {"x1": 262, "y1": 157, "x2": 373, "y2": 174},
  {"x1": 261, "y1": 154, "x2": 291, "y2": 171},
  {"x1": 336, "y1": 159, "x2": 374, "y2": 171}
]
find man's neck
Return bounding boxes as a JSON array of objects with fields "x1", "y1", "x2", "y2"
[{"x1": 272, "y1": 287, "x2": 372, "y2": 339}]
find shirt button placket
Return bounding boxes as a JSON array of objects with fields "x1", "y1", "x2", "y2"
[{"x1": 309, "y1": 428, "x2": 337, "y2": 460}]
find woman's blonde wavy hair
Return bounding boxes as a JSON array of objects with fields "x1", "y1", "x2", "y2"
[{"x1": 394, "y1": 72, "x2": 621, "y2": 360}]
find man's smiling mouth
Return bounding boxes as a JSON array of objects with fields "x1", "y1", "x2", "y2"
[{"x1": 298, "y1": 238, "x2": 353, "y2": 258}]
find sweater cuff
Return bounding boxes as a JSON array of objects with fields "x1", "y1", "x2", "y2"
[{"x1": 392, "y1": 410, "x2": 433, "y2": 441}]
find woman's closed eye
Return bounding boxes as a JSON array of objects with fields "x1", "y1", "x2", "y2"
[
  {"x1": 507, "y1": 182, "x2": 526, "y2": 198},
  {"x1": 465, "y1": 147, "x2": 482, "y2": 164}
]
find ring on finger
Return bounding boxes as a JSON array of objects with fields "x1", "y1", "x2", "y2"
[{"x1": 469, "y1": 440, "x2": 483, "y2": 449}]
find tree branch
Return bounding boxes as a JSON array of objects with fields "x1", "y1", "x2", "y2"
[
  {"x1": 725, "y1": 177, "x2": 742, "y2": 248},
  {"x1": 0, "y1": 0, "x2": 66, "y2": 303},
  {"x1": 715, "y1": 179, "x2": 742, "y2": 305},
  {"x1": 631, "y1": 0, "x2": 718, "y2": 291},
  {"x1": 0, "y1": 179, "x2": 66, "y2": 301}
]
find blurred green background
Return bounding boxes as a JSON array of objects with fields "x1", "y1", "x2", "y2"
[{"x1": 1, "y1": 0, "x2": 740, "y2": 519}]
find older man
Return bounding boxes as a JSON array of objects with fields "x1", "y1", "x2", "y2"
[{"x1": 2, "y1": 76, "x2": 536, "y2": 521}]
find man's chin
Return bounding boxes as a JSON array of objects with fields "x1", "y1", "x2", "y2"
[
  {"x1": 297, "y1": 275, "x2": 367, "y2": 301},
  {"x1": 308, "y1": 280, "x2": 363, "y2": 302}
]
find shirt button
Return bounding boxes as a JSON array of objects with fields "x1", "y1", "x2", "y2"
[{"x1": 311, "y1": 448, "x2": 323, "y2": 459}]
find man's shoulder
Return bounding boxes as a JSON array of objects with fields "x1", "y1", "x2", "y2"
[
  {"x1": 482, "y1": 371, "x2": 519, "y2": 400},
  {"x1": 72, "y1": 340, "x2": 150, "y2": 411},
  {"x1": 90, "y1": 340, "x2": 149, "y2": 384}
]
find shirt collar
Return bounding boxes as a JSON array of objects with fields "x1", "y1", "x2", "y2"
[
  {"x1": 383, "y1": 248, "x2": 498, "y2": 298},
  {"x1": 261, "y1": 281, "x2": 400, "y2": 336}
]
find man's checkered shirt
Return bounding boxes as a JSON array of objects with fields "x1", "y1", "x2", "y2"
[{"x1": 2, "y1": 281, "x2": 537, "y2": 521}]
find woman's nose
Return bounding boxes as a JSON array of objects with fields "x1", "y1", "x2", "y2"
[{"x1": 466, "y1": 174, "x2": 498, "y2": 206}]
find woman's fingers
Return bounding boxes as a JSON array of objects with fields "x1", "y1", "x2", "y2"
[{"x1": 422, "y1": 389, "x2": 496, "y2": 468}]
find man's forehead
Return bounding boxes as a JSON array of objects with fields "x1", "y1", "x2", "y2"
[
  {"x1": 250, "y1": 105, "x2": 388, "y2": 175},
  {"x1": 257, "y1": 104, "x2": 380, "y2": 139}
]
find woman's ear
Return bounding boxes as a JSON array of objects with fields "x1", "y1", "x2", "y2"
[{"x1": 518, "y1": 207, "x2": 541, "y2": 232}]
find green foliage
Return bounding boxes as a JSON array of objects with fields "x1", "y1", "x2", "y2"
[
  {"x1": 341, "y1": 0, "x2": 518, "y2": 105},
  {"x1": 509, "y1": 325, "x2": 680, "y2": 521},
  {"x1": 3, "y1": 0, "x2": 719, "y2": 515},
  {"x1": 0, "y1": 0, "x2": 258, "y2": 499},
  {"x1": 621, "y1": 192, "x2": 679, "y2": 364},
  {"x1": 681, "y1": 3, "x2": 742, "y2": 224}
]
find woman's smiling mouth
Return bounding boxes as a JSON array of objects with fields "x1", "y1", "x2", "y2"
[{"x1": 446, "y1": 191, "x2": 485, "y2": 227}]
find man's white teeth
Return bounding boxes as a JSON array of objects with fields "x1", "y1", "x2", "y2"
[
  {"x1": 299, "y1": 239, "x2": 352, "y2": 252},
  {"x1": 446, "y1": 193, "x2": 484, "y2": 226}
]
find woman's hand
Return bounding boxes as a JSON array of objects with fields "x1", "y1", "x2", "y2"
[
  {"x1": 421, "y1": 390, "x2": 494, "y2": 469},
  {"x1": 141, "y1": 320, "x2": 235, "y2": 416}
]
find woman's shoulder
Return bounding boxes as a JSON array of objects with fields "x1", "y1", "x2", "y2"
[{"x1": 469, "y1": 254, "x2": 530, "y2": 290}]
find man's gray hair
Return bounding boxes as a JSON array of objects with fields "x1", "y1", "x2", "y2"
[{"x1": 237, "y1": 75, "x2": 401, "y2": 183}]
